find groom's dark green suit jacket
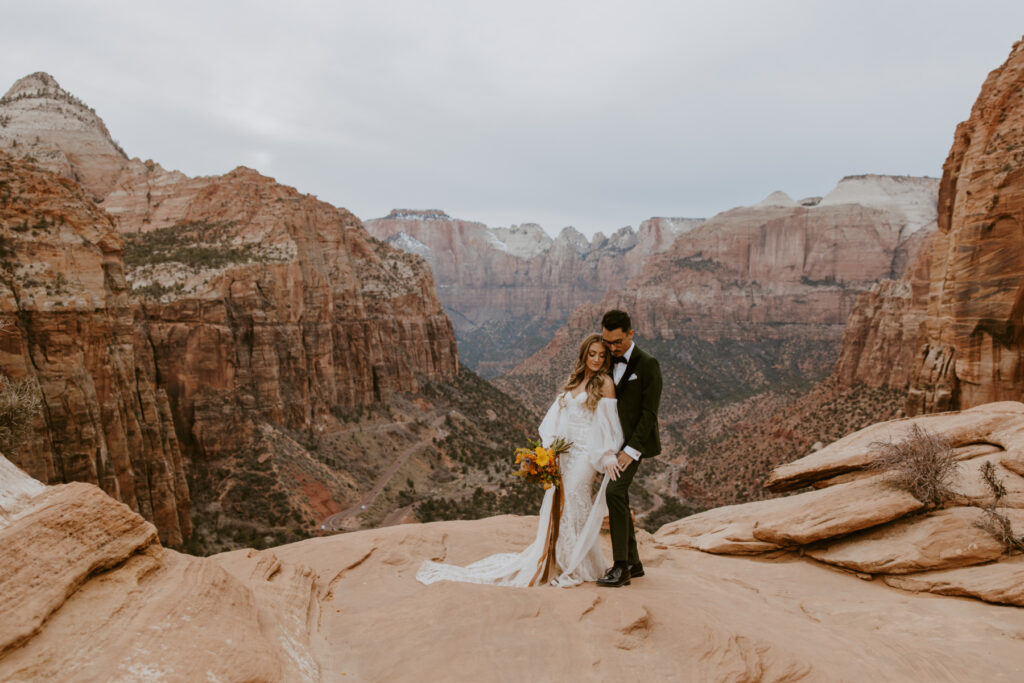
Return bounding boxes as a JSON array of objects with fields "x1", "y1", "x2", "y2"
[{"x1": 615, "y1": 345, "x2": 662, "y2": 458}]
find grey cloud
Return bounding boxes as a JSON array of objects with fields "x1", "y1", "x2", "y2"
[{"x1": 2, "y1": 0, "x2": 1023, "y2": 235}]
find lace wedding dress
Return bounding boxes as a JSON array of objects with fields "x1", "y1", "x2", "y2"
[{"x1": 417, "y1": 391, "x2": 623, "y2": 588}]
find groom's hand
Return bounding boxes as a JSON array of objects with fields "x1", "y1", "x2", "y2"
[{"x1": 615, "y1": 451, "x2": 633, "y2": 472}]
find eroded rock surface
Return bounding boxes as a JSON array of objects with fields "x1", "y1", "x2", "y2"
[
  {"x1": 3, "y1": 448, "x2": 1024, "y2": 680},
  {"x1": 658, "y1": 402, "x2": 1024, "y2": 611},
  {"x1": 0, "y1": 153, "x2": 189, "y2": 546},
  {"x1": 0, "y1": 456, "x2": 323, "y2": 681},
  {"x1": 0, "y1": 75, "x2": 461, "y2": 547},
  {"x1": 907, "y1": 38, "x2": 1024, "y2": 413},
  {"x1": 365, "y1": 210, "x2": 702, "y2": 375}
]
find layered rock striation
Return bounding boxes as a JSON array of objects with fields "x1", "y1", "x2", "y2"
[
  {"x1": 5, "y1": 435, "x2": 1024, "y2": 680},
  {"x1": 0, "y1": 153, "x2": 189, "y2": 546},
  {"x1": 0, "y1": 456, "x2": 324, "y2": 680},
  {"x1": 905, "y1": 37, "x2": 1024, "y2": 414},
  {"x1": 365, "y1": 210, "x2": 703, "y2": 375},
  {"x1": 114, "y1": 167, "x2": 458, "y2": 460},
  {"x1": 502, "y1": 176, "x2": 937, "y2": 417},
  {"x1": 832, "y1": 232, "x2": 934, "y2": 390},
  {"x1": 833, "y1": 38, "x2": 1024, "y2": 414},
  {"x1": 0, "y1": 74, "x2": 461, "y2": 546},
  {"x1": 616, "y1": 176, "x2": 936, "y2": 342},
  {"x1": 0, "y1": 72, "x2": 128, "y2": 199},
  {"x1": 661, "y1": 401, "x2": 1024, "y2": 614}
]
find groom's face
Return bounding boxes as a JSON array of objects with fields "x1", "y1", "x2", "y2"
[{"x1": 601, "y1": 326, "x2": 633, "y2": 357}]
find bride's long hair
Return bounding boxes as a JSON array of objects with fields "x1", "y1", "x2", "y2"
[{"x1": 563, "y1": 333, "x2": 612, "y2": 411}]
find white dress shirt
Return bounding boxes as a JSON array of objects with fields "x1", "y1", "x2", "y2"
[{"x1": 611, "y1": 342, "x2": 641, "y2": 461}]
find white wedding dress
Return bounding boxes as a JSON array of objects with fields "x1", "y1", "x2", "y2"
[{"x1": 417, "y1": 391, "x2": 623, "y2": 588}]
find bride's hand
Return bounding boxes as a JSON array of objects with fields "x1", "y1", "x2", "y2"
[{"x1": 605, "y1": 462, "x2": 619, "y2": 481}]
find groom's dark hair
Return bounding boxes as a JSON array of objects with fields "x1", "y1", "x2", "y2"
[{"x1": 601, "y1": 309, "x2": 632, "y2": 332}]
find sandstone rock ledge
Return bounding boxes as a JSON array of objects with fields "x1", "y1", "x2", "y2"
[
  {"x1": 0, "y1": 456, "x2": 323, "y2": 681},
  {"x1": 4, "y1": 410, "x2": 1024, "y2": 681},
  {"x1": 660, "y1": 402, "x2": 1024, "y2": 618}
]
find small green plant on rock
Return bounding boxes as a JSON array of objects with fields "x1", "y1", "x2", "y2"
[{"x1": 868, "y1": 424, "x2": 958, "y2": 507}]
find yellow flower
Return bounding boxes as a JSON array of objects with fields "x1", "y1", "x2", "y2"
[{"x1": 535, "y1": 450, "x2": 550, "y2": 467}]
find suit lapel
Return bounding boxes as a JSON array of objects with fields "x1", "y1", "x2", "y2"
[{"x1": 616, "y1": 347, "x2": 643, "y2": 393}]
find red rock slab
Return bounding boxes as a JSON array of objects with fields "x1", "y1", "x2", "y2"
[
  {"x1": 765, "y1": 404, "x2": 1024, "y2": 492},
  {"x1": 213, "y1": 549, "x2": 323, "y2": 681},
  {"x1": 0, "y1": 482, "x2": 157, "y2": 654},
  {"x1": 653, "y1": 497, "x2": 787, "y2": 554},
  {"x1": 275, "y1": 514, "x2": 1024, "y2": 681},
  {"x1": 0, "y1": 546, "x2": 288, "y2": 681},
  {"x1": 884, "y1": 554, "x2": 1024, "y2": 606},
  {"x1": 751, "y1": 476, "x2": 924, "y2": 547},
  {"x1": 1001, "y1": 449, "x2": 1024, "y2": 479},
  {"x1": 805, "y1": 507, "x2": 1012, "y2": 574},
  {"x1": 948, "y1": 455, "x2": 1024, "y2": 507}
]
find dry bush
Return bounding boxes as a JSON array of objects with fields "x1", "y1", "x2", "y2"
[
  {"x1": 868, "y1": 423, "x2": 958, "y2": 507},
  {"x1": 974, "y1": 461, "x2": 1024, "y2": 553},
  {"x1": 0, "y1": 375, "x2": 42, "y2": 455}
]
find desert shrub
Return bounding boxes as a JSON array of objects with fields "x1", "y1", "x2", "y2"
[
  {"x1": 0, "y1": 375, "x2": 42, "y2": 455},
  {"x1": 131, "y1": 281, "x2": 184, "y2": 299},
  {"x1": 974, "y1": 461, "x2": 1024, "y2": 552},
  {"x1": 868, "y1": 424, "x2": 958, "y2": 507}
]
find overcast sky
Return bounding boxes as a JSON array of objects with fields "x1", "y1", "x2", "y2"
[{"x1": 4, "y1": 1, "x2": 1024, "y2": 237}]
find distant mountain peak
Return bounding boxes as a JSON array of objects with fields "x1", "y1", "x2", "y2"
[
  {"x1": 2, "y1": 71, "x2": 64, "y2": 100},
  {"x1": 754, "y1": 191, "x2": 798, "y2": 207},
  {"x1": 384, "y1": 209, "x2": 451, "y2": 221},
  {"x1": 0, "y1": 71, "x2": 127, "y2": 197}
]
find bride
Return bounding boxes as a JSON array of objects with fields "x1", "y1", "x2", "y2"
[{"x1": 417, "y1": 333, "x2": 624, "y2": 588}]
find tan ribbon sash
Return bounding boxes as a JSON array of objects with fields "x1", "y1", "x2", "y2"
[{"x1": 528, "y1": 475, "x2": 564, "y2": 587}]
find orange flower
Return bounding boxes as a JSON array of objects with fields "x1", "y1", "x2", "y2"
[{"x1": 535, "y1": 449, "x2": 550, "y2": 468}]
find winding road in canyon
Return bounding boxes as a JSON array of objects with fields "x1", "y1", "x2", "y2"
[{"x1": 320, "y1": 412, "x2": 448, "y2": 532}]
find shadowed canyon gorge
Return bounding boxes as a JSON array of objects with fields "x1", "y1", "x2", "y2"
[{"x1": 3, "y1": 32, "x2": 1024, "y2": 681}]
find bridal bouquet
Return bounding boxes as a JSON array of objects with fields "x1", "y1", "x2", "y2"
[{"x1": 513, "y1": 437, "x2": 573, "y2": 489}]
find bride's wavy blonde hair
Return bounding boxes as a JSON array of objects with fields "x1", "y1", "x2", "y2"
[{"x1": 563, "y1": 333, "x2": 612, "y2": 411}]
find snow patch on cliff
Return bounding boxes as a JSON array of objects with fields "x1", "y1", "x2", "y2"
[
  {"x1": 387, "y1": 231, "x2": 433, "y2": 258},
  {"x1": 820, "y1": 175, "x2": 939, "y2": 234},
  {"x1": 489, "y1": 223, "x2": 553, "y2": 259}
]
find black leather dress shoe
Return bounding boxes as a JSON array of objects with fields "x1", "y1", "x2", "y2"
[
  {"x1": 628, "y1": 563, "x2": 644, "y2": 578},
  {"x1": 597, "y1": 565, "x2": 631, "y2": 587}
]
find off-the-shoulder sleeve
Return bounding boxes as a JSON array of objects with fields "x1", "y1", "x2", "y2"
[
  {"x1": 538, "y1": 394, "x2": 567, "y2": 447},
  {"x1": 587, "y1": 398, "x2": 624, "y2": 472}
]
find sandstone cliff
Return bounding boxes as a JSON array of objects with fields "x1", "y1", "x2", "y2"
[
  {"x1": 496, "y1": 176, "x2": 937, "y2": 519},
  {"x1": 0, "y1": 153, "x2": 189, "y2": 546},
  {"x1": 0, "y1": 74, "x2": 463, "y2": 548},
  {"x1": 904, "y1": 37, "x2": 1024, "y2": 414},
  {"x1": 365, "y1": 210, "x2": 703, "y2": 375},
  {"x1": 829, "y1": 38, "x2": 1024, "y2": 415},
  {"x1": 113, "y1": 166, "x2": 461, "y2": 549},
  {"x1": 501, "y1": 176, "x2": 937, "y2": 415},
  {"x1": 0, "y1": 72, "x2": 128, "y2": 199},
  {"x1": 618, "y1": 176, "x2": 936, "y2": 342},
  {"x1": 832, "y1": 231, "x2": 934, "y2": 389}
]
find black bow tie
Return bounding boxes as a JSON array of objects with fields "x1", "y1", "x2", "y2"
[{"x1": 612, "y1": 356, "x2": 627, "y2": 365}]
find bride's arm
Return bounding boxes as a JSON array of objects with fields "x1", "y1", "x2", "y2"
[
  {"x1": 537, "y1": 392, "x2": 565, "y2": 448},
  {"x1": 590, "y1": 376, "x2": 623, "y2": 476}
]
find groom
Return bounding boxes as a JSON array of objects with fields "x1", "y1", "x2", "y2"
[{"x1": 597, "y1": 309, "x2": 662, "y2": 588}]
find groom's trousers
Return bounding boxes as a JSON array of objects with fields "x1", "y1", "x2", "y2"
[{"x1": 606, "y1": 457, "x2": 641, "y2": 564}]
